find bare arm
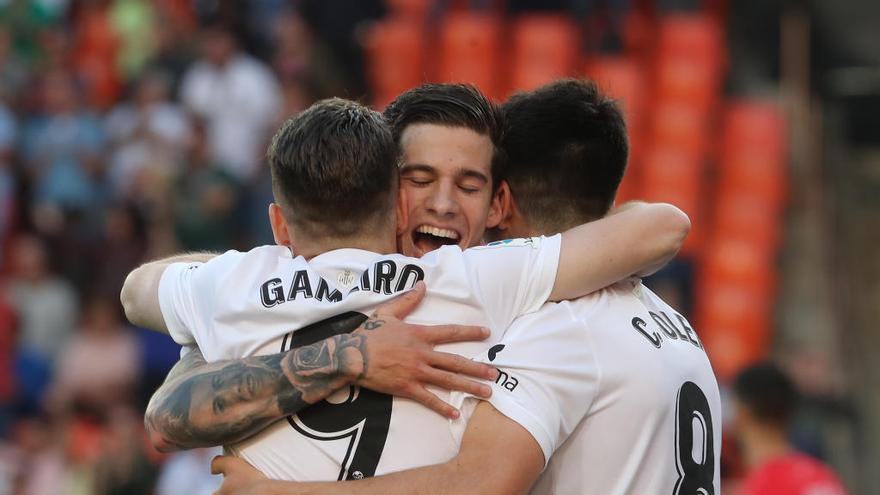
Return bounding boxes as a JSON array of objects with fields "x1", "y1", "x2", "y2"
[
  {"x1": 145, "y1": 284, "x2": 497, "y2": 452},
  {"x1": 549, "y1": 201, "x2": 690, "y2": 301},
  {"x1": 212, "y1": 401, "x2": 545, "y2": 495},
  {"x1": 120, "y1": 252, "x2": 216, "y2": 333}
]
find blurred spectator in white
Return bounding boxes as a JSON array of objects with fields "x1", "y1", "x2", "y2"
[
  {"x1": 730, "y1": 363, "x2": 848, "y2": 495},
  {"x1": 180, "y1": 22, "x2": 281, "y2": 181},
  {"x1": 105, "y1": 69, "x2": 190, "y2": 200},
  {"x1": 173, "y1": 119, "x2": 239, "y2": 251},
  {"x1": 5, "y1": 234, "x2": 77, "y2": 364},
  {"x1": 20, "y1": 70, "x2": 106, "y2": 214},
  {"x1": 155, "y1": 447, "x2": 222, "y2": 495},
  {"x1": 47, "y1": 296, "x2": 139, "y2": 413}
]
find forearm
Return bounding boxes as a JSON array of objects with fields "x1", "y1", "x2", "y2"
[
  {"x1": 120, "y1": 251, "x2": 217, "y2": 332},
  {"x1": 145, "y1": 333, "x2": 366, "y2": 452},
  {"x1": 550, "y1": 202, "x2": 690, "y2": 300}
]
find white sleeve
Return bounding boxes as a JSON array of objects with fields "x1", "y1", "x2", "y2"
[
  {"x1": 462, "y1": 234, "x2": 561, "y2": 329},
  {"x1": 158, "y1": 262, "x2": 208, "y2": 347},
  {"x1": 450, "y1": 304, "x2": 598, "y2": 467}
]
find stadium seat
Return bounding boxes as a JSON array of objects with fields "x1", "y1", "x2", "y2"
[
  {"x1": 721, "y1": 101, "x2": 787, "y2": 165},
  {"x1": 363, "y1": 19, "x2": 427, "y2": 108},
  {"x1": 712, "y1": 193, "x2": 782, "y2": 250},
  {"x1": 437, "y1": 13, "x2": 502, "y2": 100},
  {"x1": 585, "y1": 56, "x2": 647, "y2": 132},
  {"x1": 385, "y1": 0, "x2": 432, "y2": 22},
  {"x1": 657, "y1": 13, "x2": 725, "y2": 69},
  {"x1": 648, "y1": 101, "x2": 708, "y2": 157},
  {"x1": 717, "y1": 150, "x2": 787, "y2": 205},
  {"x1": 509, "y1": 15, "x2": 580, "y2": 94},
  {"x1": 655, "y1": 56, "x2": 720, "y2": 115}
]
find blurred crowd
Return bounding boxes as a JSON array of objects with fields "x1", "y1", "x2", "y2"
[{"x1": 0, "y1": 0, "x2": 852, "y2": 494}]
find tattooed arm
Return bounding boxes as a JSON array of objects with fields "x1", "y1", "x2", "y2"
[
  {"x1": 145, "y1": 283, "x2": 497, "y2": 452},
  {"x1": 145, "y1": 331, "x2": 367, "y2": 452}
]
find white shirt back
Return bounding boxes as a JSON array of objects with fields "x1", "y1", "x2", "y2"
[
  {"x1": 158, "y1": 236, "x2": 560, "y2": 481},
  {"x1": 457, "y1": 280, "x2": 721, "y2": 495}
]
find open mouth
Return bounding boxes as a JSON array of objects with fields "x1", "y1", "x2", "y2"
[{"x1": 412, "y1": 224, "x2": 461, "y2": 254}]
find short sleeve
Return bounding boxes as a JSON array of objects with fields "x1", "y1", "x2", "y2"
[
  {"x1": 158, "y1": 262, "x2": 207, "y2": 347},
  {"x1": 463, "y1": 234, "x2": 561, "y2": 329},
  {"x1": 449, "y1": 302, "x2": 598, "y2": 467}
]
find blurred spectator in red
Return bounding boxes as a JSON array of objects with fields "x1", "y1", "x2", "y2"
[
  {"x1": 71, "y1": 0, "x2": 121, "y2": 110},
  {"x1": 5, "y1": 234, "x2": 77, "y2": 364},
  {"x1": 46, "y1": 295, "x2": 139, "y2": 413},
  {"x1": 105, "y1": 69, "x2": 190, "y2": 201},
  {"x1": 172, "y1": 118, "x2": 239, "y2": 251},
  {"x1": 180, "y1": 22, "x2": 281, "y2": 182},
  {"x1": 155, "y1": 447, "x2": 222, "y2": 495},
  {"x1": 20, "y1": 70, "x2": 106, "y2": 217},
  {"x1": 0, "y1": 291, "x2": 16, "y2": 433},
  {"x1": 731, "y1": 363, "x2": 848, "y2": 495}
]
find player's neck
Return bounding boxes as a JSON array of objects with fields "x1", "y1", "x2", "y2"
[
  {"x1": 742, "y1": 425, "x2": 792, "y2": 469},
  {"x1": 293, "y1": 236, "x2": 397, "y2": 260}
]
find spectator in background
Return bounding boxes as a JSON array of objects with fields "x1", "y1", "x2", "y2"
[
  {"x1": 5, "y1": 234, "x2": 77, "y2": 365},
  {"x1": 731, "y1": 362, "x2": 848, "y2": 495},
  {"x1": 0, "y1": 94, "x2": 16, "y2": 258},
  {"x1": 20, "y1": 70, "x2": 106, "y2": 218},
  {"x1": 46, "y1": 295, "x2": 139, "y2": 414},
  {"x1": 104, "y1": 69, "x2": 190, "y2": 201},
  {"x1": 172, "y1": 119, "x2": 239, "y2": 251},
  {"x1": 180, "y1": 22, "x2": 281, "y2": 182},
  {"x1": 90, "y1": 204, "x2": 146, "y2": 299}
]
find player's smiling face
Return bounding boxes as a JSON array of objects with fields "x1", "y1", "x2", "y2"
[{"x1": 397, "y1": 123, "x2": 503, "y2": 257}]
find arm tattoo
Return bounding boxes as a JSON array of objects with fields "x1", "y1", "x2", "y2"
[{"x1": 144, "y1": 330, "x2": 372, "y2": 451}]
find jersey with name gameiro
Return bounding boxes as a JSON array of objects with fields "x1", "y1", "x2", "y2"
[
  {"x1": 157, "y1": 236, "x2": 560, "y2": 481},
  {"x1": 455, "y1": 279, "x2": 721, "y2": 495}
]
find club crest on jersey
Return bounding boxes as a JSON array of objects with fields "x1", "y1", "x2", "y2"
[{"x1": 484, "y1": 237, "x2": 537, "y2": 249}]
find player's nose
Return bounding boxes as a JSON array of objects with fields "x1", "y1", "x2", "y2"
[{"x1": 425, "y1": 183, "x2": 459, "y2": 217}]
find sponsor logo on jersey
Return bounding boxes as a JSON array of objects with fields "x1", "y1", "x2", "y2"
[
  {"x1": 486, "y1": 344, "x2": 519, "y2": 391},
  {"x1": 483, "y1": 237, "x2": 537, "y2": 249}
]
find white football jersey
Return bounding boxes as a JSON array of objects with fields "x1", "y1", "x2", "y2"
[
  {"x1": 158, "y1": 236, "x2": 560, "y2": 481},
  {"x1": 455, "y1": 280, "x2": 721, "y2": 495}
]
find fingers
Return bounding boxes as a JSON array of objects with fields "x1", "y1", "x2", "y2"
[
  {"x1": 420, "y1": 366, "x2": 493, "y2": 399},
  {"x1": 211, "y1": 455, "x2": 228, "y2": 475},
  {"x1": 422, "y1": 324, "x2": 491, "y2": 344},
  {"x1": 427, "y1": 351, "x2": 498, "y2": 381},
  {"x1": 373, "y1": 281, "x2": 426, "y2": 319},
  {"x1": 407, "y1": 385, "x2": 461, "y2": 419}
]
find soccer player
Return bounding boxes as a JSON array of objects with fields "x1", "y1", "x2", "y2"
[
  {"x1": 122, "y1": 94, "x2": 688, "y2": 481},
  {"x1": 731, "y1": 363, "x2": 847, "y2": 495},
  {"x1": 211, "y1": 80, "x2": 721, "y2": 495}
]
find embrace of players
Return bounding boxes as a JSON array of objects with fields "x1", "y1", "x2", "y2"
[{"x1": 121, "y1": 79, "x2": 721, "y2": 494}]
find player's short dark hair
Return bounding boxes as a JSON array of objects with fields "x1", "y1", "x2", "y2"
[
  {"x1": 383, "y1": 83, "x2": 505, "y2": 191},
  {"x1": 733, "y1": 362, "x2": 799, "y2": 427},
  {"x1": 268, "y1": 98, "x2": 397, "y2": 238},
  {"x1": 500, "y1": 79, "x2": 628, "y2": 233}
]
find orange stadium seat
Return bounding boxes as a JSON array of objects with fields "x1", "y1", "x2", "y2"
[
  {"x1": 585, "y1": 56, "x2": 647, "y2": 132},
  {"x1": 639, "y1": 146, "x2": 704, "y2": 255},
  {"x1": 655, "y1": 56, "x2": 720, "y2": 115},
  {"x1": 718, "y1": 149, "x2": 787, "y2": 205},
  {"x1": 699, "y1": 236, "x2": 777, "y2": 300},
  {"x1": 363, "y1": 19, "x2": 427, "y2": 109},
  {"x1": 509, "y1": 15, "x2": 580, "y2": 94},
  {"x1": 721, "y1": 101, "x2": 787, "y2": 164},
  {"x1": 648, "y1": 101, "x2": 708, "y2": 157},
  {"x1": 712, "y1": 193, "x2": 782, "y2": 250},
  {"x1": 437, "y1": 13, "x2": 503, "y2": 100},
  {"x1": 657, "y1": 13, "x2": 725, "y2": 68},
  {"x1": 385, "y1": 0, "x2": 432, "y2": 21}
]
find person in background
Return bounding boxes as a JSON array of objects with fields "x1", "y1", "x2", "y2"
[
  {"x1": 4, "y1": 234, "x2": 77, "y2": 366},
  {"x1": 180, "y1": 22, "x2": 281, "y2": 182},
  {"x1": 104, "y1": 69, "x2": 190, "y2": 201},
  {"x1": 731, "y1": 362, "x2": 848, "y2": 495},
  {"x1": 155, "y1": 447, "x2": 223, "y2": 495}
]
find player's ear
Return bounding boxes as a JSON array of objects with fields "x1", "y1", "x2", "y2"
[
  {"x1": 486, "y1": 180, "x2": 511, "y2": 229},
  {"x1": 269, "y1": 203, "x2": 293, "y2": 248}
]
